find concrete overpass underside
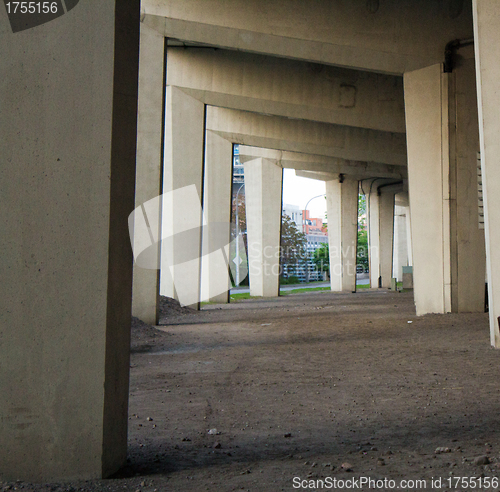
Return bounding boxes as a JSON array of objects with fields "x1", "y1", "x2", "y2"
[{"x1": 2, "y1": 0, "x2": 500, "y2": 482}]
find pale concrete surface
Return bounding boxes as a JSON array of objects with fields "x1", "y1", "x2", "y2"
[
  {"x1": 368, "y1": 192, "x2": 381, "y2": 288},
  {"x1": 452, "y1": 58, "x2": 485, "y2": 313},
  {"x1": 0, "y1": 1, "x2": 139, "y2": 481},
  {"x1": 379, "y1": 192, "x2": 395, "y2": 288},
  {"x1": 165, "y1": 48, "x2": 405, "y2": 133},
  {"x1": 142, "y1": 0, "x2": 473, "y2": 74},
  {"x1": 244, "y1": 158, "x2": 283, "y2": 297},
  {"x1": 405, "y1": 64, "x2": 450, "y2": 315},
  {"x1": 326, "y1": 178, "x2": 358, "y2": 292},
  {"x1": 200, "y1": 131, "x2": 233, "y2": 303},
  {"x1": 132, "y1": 24, "x2": 165, "y2": 325},
  {"x1": 473, "y1": 0, "x2": 500, "y2": 346},
  {"x1": 239, "y1": 146, "x2": 407, "y2": 180},
  {"x1": 393, "y1": 204, "x2": 409, "y2": 283},
  {"x1": 160, "y1": 87, "x2": 205, "y2": 306},
  {"x1": 207, "y1": 106, "x2": 407, "y2": 167}
]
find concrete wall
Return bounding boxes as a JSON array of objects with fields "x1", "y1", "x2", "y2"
[
  {"x1": 166, "y1": 48, "x2": 405, "y2": 133},
  {"x1": 143, "y1": 0, "x2": 473, "y2": 75},
  {"x1": 0, "y1": 1, "x2": 140, "y2": 481}
]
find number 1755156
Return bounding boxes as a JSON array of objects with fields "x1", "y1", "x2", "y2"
[{"x1": 5, "y1": 2, "x2": 59, "y2": 14}]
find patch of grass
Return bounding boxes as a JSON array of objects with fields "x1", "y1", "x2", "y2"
[
  {"x1": 281, "y1": 286, "x2": 330, "y2": 295},
  {"x1": 229, "y1": 292, "x2": 257, "y2": 301},
  {"x1": 356, "y1": 283, "x2": 370, "y2": 289}
]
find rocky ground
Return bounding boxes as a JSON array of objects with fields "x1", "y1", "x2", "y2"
[{"x1": 4, "y1": 290, "x2": 500, "y2": 492}]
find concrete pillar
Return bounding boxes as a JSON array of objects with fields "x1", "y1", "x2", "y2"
[
  {"x1": 326, "y1": 177, "x2": 358, "y2": 292},
  {"x1": 405, "y1": 64, "x2": 452, "y2": 314},
  {"x1": 131, "y1": 24, "x2": 164, "y2": 325},
  {"x1": 200, "y1": 132, "x2": 233, "y2": 303},
  {"x1": 368, "y1": 189, "x2": 395, "y2": 288},
  {"x1": 0, "y1": 2, "x2": 139, "y2": 481},
  {"x1": 393, "y1": 204, "x2": 408, "y2": 283},
  {"x1": 368, "y1": 192, "x2": 380, "y2": 288},
  {"x1": 244, "y1": 158, "x2": 283, "y2": 297},
  {"x1": 160, "y1": 87, "x2": 205, "y2": 307},
  {"x1": 379, "y1": 192, "x2": 395, "y2": 288},
  {"x1": 405, "y1": 61, "x2": 484, "y2": 315},
  {"x1": 473, "y1": 0, "x2": 500, "y2": 346}
]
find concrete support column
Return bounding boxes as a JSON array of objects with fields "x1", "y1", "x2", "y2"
[
  {"x1": 326, "y1": 177, "x2": 358, "y2": 292},
  {"x1": 244, "y1": 158, "x2": 283, "y2": 297},
  {"x1": 393, "y1": 204, "x2": 408, "y2": 283},
  {"x1": 200, "y1": 132, "x2": 234, "y2": 303},
  {"x1": 368, "y1": 192, "x2": 380, "y2": 288},
  {"x1": 0, "y1": 2, "x2": 139, "y2": 481},
  {"x1": 132, "y1": 24, "x2": 164, "y2": 325},
  {"x1": 405, "y1": 61, "x2": 485, "y2": 315},
  {"x1": 473, "y1": 0, "x2": 500, "y2": 346},
  {"x1": 368, "y1": 190, "x2": 395, "y2": 288},
  {"x1": 160, "y1": 87, "x2": 205, "y2": 307},
  {"x1": 405, "y1": 64, "x2": 452, "y2": 314},
  {"x1": 379, "y1": 192, "x2": 395, "y2": 288}
]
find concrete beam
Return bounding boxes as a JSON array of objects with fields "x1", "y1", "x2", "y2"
[
  {"x1": 0, "y1": 1, "x2": 139, "y2": 481},
  {"x1": 239, "y1": 146, "x2": 407, "y2": 179},
  {"x1": 165, "y1": 48, "x2": 405, "y2": 133},
  {"x1": 142, "y1": 0, "x2": 473, "y2": 75},
  {"x1": 207, "y1": 107, "x2": 407, "y2": 167}
]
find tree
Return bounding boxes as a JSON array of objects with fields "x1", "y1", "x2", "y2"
[
  {"x1": 357, "y1": 194, "x2": 369, "y2": 271},
  {"x1": 280, "y1": 214, "x2": 307, "y2": 280},
  {"x1": 312, "y1": 243, "x2": 329, "y2": 275}
]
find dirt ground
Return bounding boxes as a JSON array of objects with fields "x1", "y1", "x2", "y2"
[{"x1": 5, "y1": 289, "x2": 500, "y2": 492}]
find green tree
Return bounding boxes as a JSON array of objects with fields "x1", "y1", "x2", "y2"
[
  {"x1": 312, "y1": 243, "x2": 329, "y2": 274},
  {"x1": 280, "y1": 214, "x2": 307, "y2": 281}
]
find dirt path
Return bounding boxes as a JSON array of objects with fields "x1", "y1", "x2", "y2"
[{"x1": 6, "y1": 290, "x2": 500, "y2": 492}]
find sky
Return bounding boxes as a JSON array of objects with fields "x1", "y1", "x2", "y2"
[{"x1": 282, "y1": 169, "x2": 327, "y2": 223}]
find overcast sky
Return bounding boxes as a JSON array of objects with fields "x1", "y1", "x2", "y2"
[{"x1": 282, "y1": 169, "x2": 327, "y2": 222}]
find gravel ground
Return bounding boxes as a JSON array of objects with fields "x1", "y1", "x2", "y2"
[{"x1": 3, "y1": 290, "x2": 500, "y2": 492}]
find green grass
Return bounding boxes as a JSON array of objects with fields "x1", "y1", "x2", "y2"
[
  {"x1": 280, "y1": 286, "x2": 330, "y2": 295},
  {"x1": 356, "y1": 283, "x2": 370, "y2": 289}
]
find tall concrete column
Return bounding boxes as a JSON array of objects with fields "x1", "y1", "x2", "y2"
[
  {"x1": 393, "y1": 203, "x2": 408, "y2": 283},
  {"x1": 405, "y1": 61, "x2": 484, "y2": 315},
  {"x1": 160, "y1": 87, "x2": 205, "y2": 307},
  {"x1": 367, "y1": 192, "x2": 381, "y2": 288},
  {"x1": 473, "y1": 0, "x2": 500, "y2": 346},
  {"x1": 132, "y1": 25, "x2": 165, "y2": 325},
  {"x1": 368, "y1": 189, "x2": 395, "y2": 288},
  {"x1": 405, "y1": 64, "x2": 452, "y2": 314},
  {"x1": 200, "y1": 132, "x2": 233, "y2": 303},
  {"x1": 244, "y1": 158, "x2": 283, "y2": 297},
  {"x1": 0, "y1": 2, "x2": 139, "y2": 481},
  {"x1": 379, "y1": 192, "x2": 395, "y2": 288},
  {"x1": 326, "y1": 177, "x2": 358, "y2": 292}
]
